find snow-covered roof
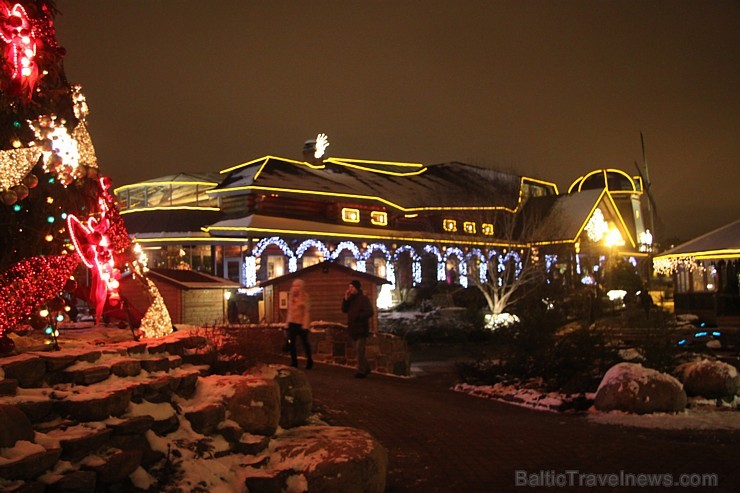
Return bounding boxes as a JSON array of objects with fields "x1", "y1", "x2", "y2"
[
  {"x1": 656, "y1": 219, "x2": 740, "y2": 258},
  {"x1": 211, "y1": 156, "x2": 532, "y2": 211}
]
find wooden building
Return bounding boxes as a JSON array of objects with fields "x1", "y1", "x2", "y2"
[
  {"x1": 654, "y1": 219, "x2": 740, "y2": 326},
  {"x1": 120, "y1": 268, "x2": 241, "y2": 326},
  {"x1": 259, "y1": 261, "x2": 389, "y2": 332}
]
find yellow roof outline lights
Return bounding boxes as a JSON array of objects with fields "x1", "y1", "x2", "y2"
[
  {"x1": 201, "y1": 225, "x2": 513, "y2": 247},
  {"x1": 218, "y1": 155, "x2": 326, "y2": 175},
  {"x1": 120, "y1": 206, "x2": 221, "y2": 215},
  {"x1": 521, "y1": 176, "x2": 559, "y2": 195},
  {"x1": 654, "y1": 249, "x2": 740, "y2": 261},
  {"x1": 327, "y1": 157, "x2": 425, "y2": 168},
  {"x1": 481, "y1": 223, "x2": 494, "y2": 236},
  {"x1": 325, "y1": 158, "x2": 428, "y2": 176},
  {"x1": 568, "y1": 169, "x2": 640, "y2": 194},
  {"x1": 114, "y1": 181, "x2": 218, "y2": 194},
  {"x1": 341, "y1": 207, "x2": 360, "y2": 223},
  {"x1": 443, "y1": 219, "x2": 457, "y2": 232},
  {"x1": 370, "y1": 211, "x2": 388, "y2": 226},
  {"x1": 570, "y1": 188, "x2": 636, "y2": 248},
  {"x1": 463, "y1": 222, "x2": 476, "y2": 234}
]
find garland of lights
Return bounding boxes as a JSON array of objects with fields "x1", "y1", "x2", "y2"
[
  {"x1": 0, "y1": 253, "x2": 78, "y2": 337},
  {"x1": 444, "y1": 247, "x2": 468, "y2": 287},
  {"x1": 424, "y1": 245, "x2": 446, "y2": 281},
  {"x1": 653, "y1": 256, "x2": 698, "y2": 276},
  {"x1": 296, "y1": 238, "x2": 330, "y2": 261},
  {"x1": 394, "y1": 244, "x2": 422, "y2": 286},
  {"x1": 330, "y1": 241, "x2": 361, "y2": 261},
  {"x1": 466, "y1": 248, "x2": 487, "y2": 284}
]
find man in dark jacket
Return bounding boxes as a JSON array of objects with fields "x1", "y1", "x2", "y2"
[{"x1": 341, "y1": 280, "x2": 374, "y2": 378}]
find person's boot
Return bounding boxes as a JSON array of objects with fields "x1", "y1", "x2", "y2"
[{"x1": 306, "y1": 359, "x2": 313, "y2": 370}]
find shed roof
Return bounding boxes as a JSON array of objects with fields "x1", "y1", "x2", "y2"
[
  {"x1": 655, "y1": 219, "x2": 740, "y2": 259},
  {"x1": 149, "y1": 269, "x2": 242, "y2": 290}
]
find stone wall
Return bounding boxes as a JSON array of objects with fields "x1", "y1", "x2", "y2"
[{"x1": 219, "y1": 322, "x2": 411, "y2": 377}]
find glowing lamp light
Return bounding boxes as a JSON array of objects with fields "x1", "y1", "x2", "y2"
[
  {"x1": 39, "y1": 309, "x2": 49, "y2": 317},
  {"x1": 607, "y1": 290, "x2": 627, "y2": 301},
  {"x1": 604, "y1": 228, "x2": 624, "y2": 248}
]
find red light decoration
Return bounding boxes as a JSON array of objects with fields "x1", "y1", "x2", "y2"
[
  {"x1": 67, "y1": 176, "x2": 130, "y2": 323},
  {"x1": 0, "y1": 2, "x2": 39, "y2": 96},
  {"x1": 0, "y1": 253, "x2": 79, "y2": 338}
]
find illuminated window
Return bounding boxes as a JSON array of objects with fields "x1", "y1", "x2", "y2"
[
  {"x1": 266, "y1": 255, "x2": 284, "y2": 279},
  {"x1": 443, "y1": 219, "x2": 457, "y2": 232},
  {"x1": 341, "y1": 208, "x2": 360, "y2": 223},
  {"x1": 370, "y1": 211, "x2": 387, "y2": 226},
  {"x1": 482, "y1": 223, "x2": 494, "y2": 236},
  {"x1": 302, "y1": 255, "x2": 322, "y2": 268},
  {"x1": 463, "y1": 222, "x2": 476, "y2": 234}
]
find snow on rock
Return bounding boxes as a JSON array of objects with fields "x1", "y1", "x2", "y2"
[
  {"x1": 595, "y1": 362, "x2": 687, "y2": 414},
  {"x1": 677, "y1": 359, "x2": 740, "y2": 399},
  {"x1": 245, "y1": 425, "x2": 388, "y2": 493}
]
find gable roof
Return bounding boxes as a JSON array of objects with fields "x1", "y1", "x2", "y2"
[{"x1": 522, "y1": 188, "x2": 636, "y2": 248}]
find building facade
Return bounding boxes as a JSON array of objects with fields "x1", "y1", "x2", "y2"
[{"x1": 115, "y1": 148, "x2": 652, "y2": 307}]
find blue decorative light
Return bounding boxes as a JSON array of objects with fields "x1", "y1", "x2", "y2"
[
  {"x1": 13, "y1": 204, "x2": 21, "y2": 212},
  {"x1": 712, "y1": 331, "x2": 721, "y2": 337},
  {"x1": 694, "y1": 331, "x2": 707, "y2": 338},
  {"x1": 678, "y1": 339, "x2": 686, "y2": 346}
]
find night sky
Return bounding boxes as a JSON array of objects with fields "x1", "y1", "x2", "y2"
[{"x1": 53, "y1": 1, "x2": 739, "y2": 244}]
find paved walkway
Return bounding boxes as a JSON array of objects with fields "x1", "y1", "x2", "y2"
[{"x1": 297, "y1": 356, "x2": 740, "y2": 492}]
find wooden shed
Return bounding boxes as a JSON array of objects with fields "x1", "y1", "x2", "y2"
[
  {"x1": 260, "y1": 261, "x2": 389, "y2": 331},
  {"x1": 120, "y1": 268, "x2": 241, "y2": 326}
]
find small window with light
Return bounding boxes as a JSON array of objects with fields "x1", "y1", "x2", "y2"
[
  {"x1": 463, "y1": 222, "x2": 476, "y2": 234},
  {"x1": 370, "y1": 211, "x2": 387, "y2": 226},
  {"x1": 341, "y1": 208, "x2": 360, "y2": 223},
  {"x1": 481, "y1": 223, "x2": 494, "y2": 236},
  {"x1": 443, "y1": 219, "x2": 457, "y2": 232}
]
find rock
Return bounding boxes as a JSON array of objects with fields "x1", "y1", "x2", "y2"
[
  {"x1": 57, "y1": 388, "x2": 132, "y2": 422},
  {"x1": 141, "y1": 374, "x2": 177, "y2": 402},
  {"x1": 595, "y1": 362, "x2": 687, "y2": 414},
  {"x1": 254, "y1": 365, "x2": 313, "y2": 429},
  {"x1": 145, "y1": 342, "x2": 168, "y2": 355},
  {"x1": 76, "y1": 351, "x2": 103, "y2": 363},
  {"x1": 181, "y1": 348, "x2": 217, "y2": 366},
  {"x1": 82, "y1": 448, "x2": 143, "y2": 484},
  {"x1": 236, "y1": 433, "x2": 270, "y2": 455},
  {"x1": 15, "y1": 399, "x2": 54, "y2": 423},
  {"x1": 173, "y1": 371, "x2": 199, "y2": 398},
  {"x1": 164, "y1": 340, "x2": 184, "y2": 356},
  {"x1": 0, "y1": 447, "x2": 62, "y2": 480},
  {"x1": 1, "y1": 354, "x2": 46, "y2": 388},
  {"x1": 225, "y1": 376, "x2": 281, "y2": 436},
  {"x1": 45, "y1": 470, "x2": 97, "y2": 492},
  {"x1": 178, "y1": 335, "x2": 207, "y2": 349},
  {"x1": 246, "y1": 425, "x2": 388, "y2": 493},
  {"x1": 140, "y1": 357, "x2": 170, "y2": 373},
  {"x1": 185, "y1": 403, "x2": 226, "y2": 435},
  {"x1": 63, "y1": 365, "x2": 110, "y2": 385},
  {"x1": 106, "y1": 415, "x2": 155, "y2": 435},
  {"x1": 0, "y1": 377, "x2": 18, "y2": 396},
  {"x1": 678, "y1": 359, "x2": 740, "y2": 399},
  {"x1": 109, "y1": 359, "x2": 141, "y2": 377},
  {"x1": 32, "y1": 353, "x2": 76, "y2": 372},
  {"x1": 0, "y1": 403, "x2": 34, "y2": 447},
  {"x1": 58, "y1": 427, "x2": 113, "y2": 461}
]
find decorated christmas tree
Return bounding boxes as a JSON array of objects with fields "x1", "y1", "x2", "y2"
[{"x1": 0, "y1": 0, "x2": 171, "y2": 354}]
